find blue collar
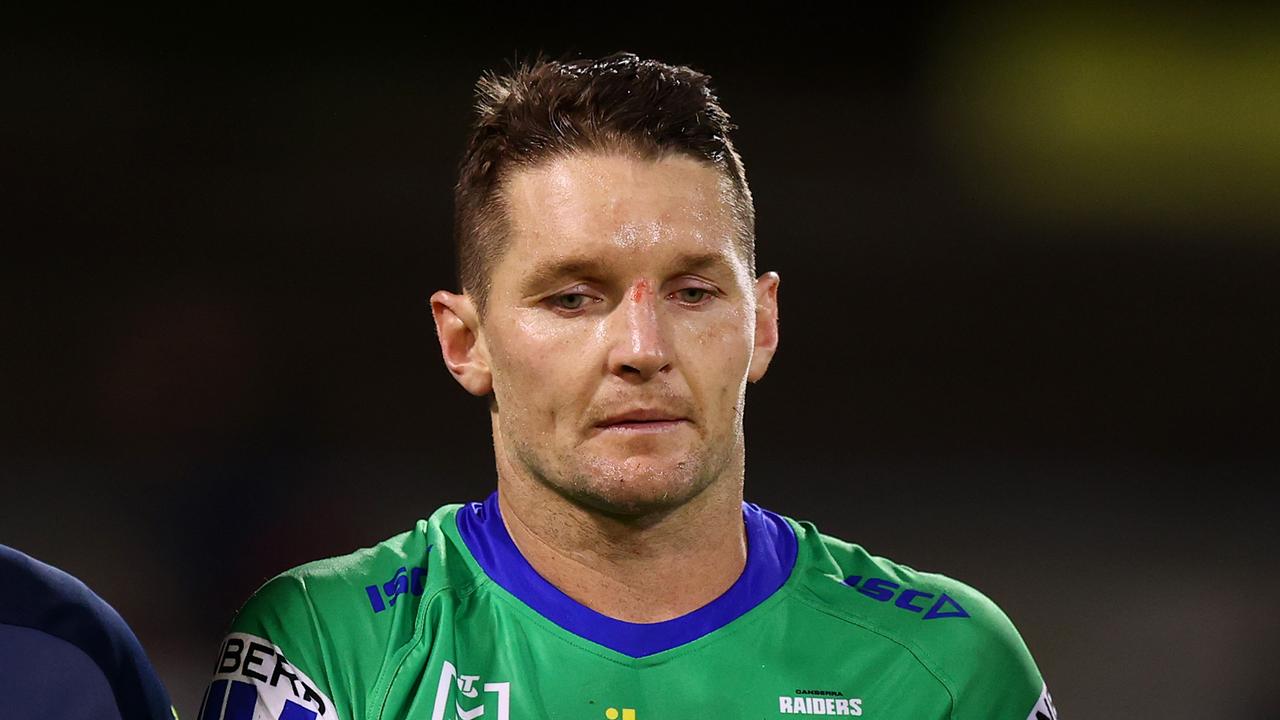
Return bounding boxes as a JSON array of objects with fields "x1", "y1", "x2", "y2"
[{"x1": 455, "y1": 491, "x2": 798, "y2": 658}]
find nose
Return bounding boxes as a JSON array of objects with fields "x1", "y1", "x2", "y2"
[{"x1": 607, "y1": 281, "x2": 671, "y2": 381}]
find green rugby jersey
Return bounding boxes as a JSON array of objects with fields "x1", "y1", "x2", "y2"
[{"x1": 199, "y1": 494, "x2": 1056, "y2": 720}]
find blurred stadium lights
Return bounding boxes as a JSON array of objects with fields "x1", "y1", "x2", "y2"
[{"x1": 929, "y1": 4, "x2": 1280, "y2": 234}]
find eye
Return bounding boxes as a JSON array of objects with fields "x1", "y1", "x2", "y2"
[
  {"x1": 551, "y1": 293, "x2": 592, "y2": 311},
  {"x1": 674, "y1": 287, "x2": 712, "y2": 304}
]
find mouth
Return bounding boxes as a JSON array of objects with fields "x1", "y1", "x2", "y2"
[
  {"x1": 597, "y1": 419, "x2": 688, "y2": 433},
  {"x1": 595, "y1": 409, "x2": 690, "y2": 433}
]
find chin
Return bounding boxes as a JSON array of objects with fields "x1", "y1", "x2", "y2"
[{"x1": 559, "y1": 454, "x2": 714, "y2": 519}]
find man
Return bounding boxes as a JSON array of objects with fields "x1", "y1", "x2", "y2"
[
  {"x1": 0, "y1": 544, "x2": 177, "y2": 720},
  {"x1": 201, "y1": 53, "x2": 1056, "y2": 720}
]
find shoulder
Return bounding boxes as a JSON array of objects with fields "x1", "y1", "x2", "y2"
[
  {"x1": 0, "y1": 545, "x2": 175, "y2": 720},
  {"x1": 233, "y1": 502, "x2": 472, "y2": 630},
  {"x1": 783, "y1": 518, "x2": 1049, "y2": 719},
  {"x1": 204, "y1": 504, "x2": 471, "y2": 720}
]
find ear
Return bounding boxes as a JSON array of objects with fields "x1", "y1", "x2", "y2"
[
  {"x1": 748, "y1": 271, "x2": 780, "y2": 383},
  {"x1": 430, "y1": 290, "x2": 493, "y2": 396}
]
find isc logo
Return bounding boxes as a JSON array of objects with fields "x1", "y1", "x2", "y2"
[
  {"x1": 365, "y1": 547, "x2": 432, "y2": 613},
  {"x1": 842, "y1": 575, "x2": 970, "y2": 620}
]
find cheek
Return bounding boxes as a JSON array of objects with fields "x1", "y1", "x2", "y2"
[
  {"x1": 491, "y1": 314, "x2": 602, "y2": 414},
  {"x1": 675, "y1": 309, "x2": 754, "y2": 404},
  {"x1": 693, "y1": 302, "x2": 753, "y2": 357}
]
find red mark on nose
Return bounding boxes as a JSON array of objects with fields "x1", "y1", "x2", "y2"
[{"x1": 631, "y1": 279, "x2": 651, "y2": 303}]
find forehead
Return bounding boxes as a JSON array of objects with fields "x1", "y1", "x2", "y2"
[{"x1": 497, "y1": 151, "x2": 740, "y2": 271}]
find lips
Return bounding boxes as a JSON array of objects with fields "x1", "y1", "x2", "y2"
[{"x1": 596, "y1": 408, "x2": 688, "y2": 427}]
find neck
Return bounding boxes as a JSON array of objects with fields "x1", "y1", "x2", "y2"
[{"x1": 495, "y1": 462, "x2": 747, "y2": 624}]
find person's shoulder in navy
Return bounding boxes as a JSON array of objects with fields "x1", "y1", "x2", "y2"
[{"x1": 0, "y1": 544, "x2": 176, "y2": 720}]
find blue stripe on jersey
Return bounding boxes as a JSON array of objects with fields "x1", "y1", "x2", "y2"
[
  {"x1": 223, "y1": 680, "x2": 257, "y2": 720},
  {"x1": 280, "y1": 700, "x2": 321, "y2": 720},
  {"x1": 199, "y1": 679, "x2": 228, "y2": 720},
  {"x1": 456, "y1": 492, "x2": 798, "y2": 658}
]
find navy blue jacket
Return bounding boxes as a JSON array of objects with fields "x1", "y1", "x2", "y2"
[{"x1": 0, "y1": 544, "x2": 175, "y2": 719}]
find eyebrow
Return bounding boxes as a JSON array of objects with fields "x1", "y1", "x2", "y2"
[
  {"x1": 519, "y1": 251, "x2": 736, "y2": 295},
  {"x1": 518, "y1": 258, "x2": 610, "y2": 295}
]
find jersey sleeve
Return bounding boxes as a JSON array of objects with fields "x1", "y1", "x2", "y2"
[
  {"x1": 198, "y1": 574, "x2": 347, "y2": 720},
  {"x1": 921, "y1": 578, "x2": 1055, "y2": 720},
  {"x1": 802, "y1": 526, "x2": 1057, "y2": 720},
  {"x1": 196, "y1": 525, "x2": 438, "y2": 720},
  {"x1": 0, "y1": 545, "x2": 178, "y2": 720}
]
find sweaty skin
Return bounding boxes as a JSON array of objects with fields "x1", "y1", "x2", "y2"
[{"x1": 431, "y1": 151, "x2": 780, "y2": 622}]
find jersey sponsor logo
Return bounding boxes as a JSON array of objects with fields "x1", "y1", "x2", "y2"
[
  {"x1": 1026, "y1": 683, "x2": 1057, "y2": 720},
  {"x1": 842, "y1": 575, "x2": 970, "y2": 620},
  {"x1": 199, "y1": 632, "x2": 338, "y2": 720},
  {"x1": 430, "y1": 659, "x2": 511, "y2": 720},
  {"x1": 779, "y1": 689, "x2": 862, "y2": 716},
  {"x1": 366, "y1": 546, "x2": 432, "y2": 613},
  {"x1": 603, "y1": 708, "x2": 636, "y2": 719}
]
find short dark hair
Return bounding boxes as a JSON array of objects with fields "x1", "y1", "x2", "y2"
[{"x1": 453, "y1": 52, "x2": 755, "y2": 317}]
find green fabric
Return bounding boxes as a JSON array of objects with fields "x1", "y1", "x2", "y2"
[{"x1": 209, "y1": 504, "x2": 1047, "y2": 720}]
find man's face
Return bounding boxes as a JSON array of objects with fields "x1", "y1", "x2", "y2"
[{"x1": 472, "y1": 151, "x2": 777, "y2": 516}]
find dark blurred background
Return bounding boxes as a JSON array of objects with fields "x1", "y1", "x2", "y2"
[{"x1": 2, "y1": 4, "x2": 1277, "y2": 717}]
